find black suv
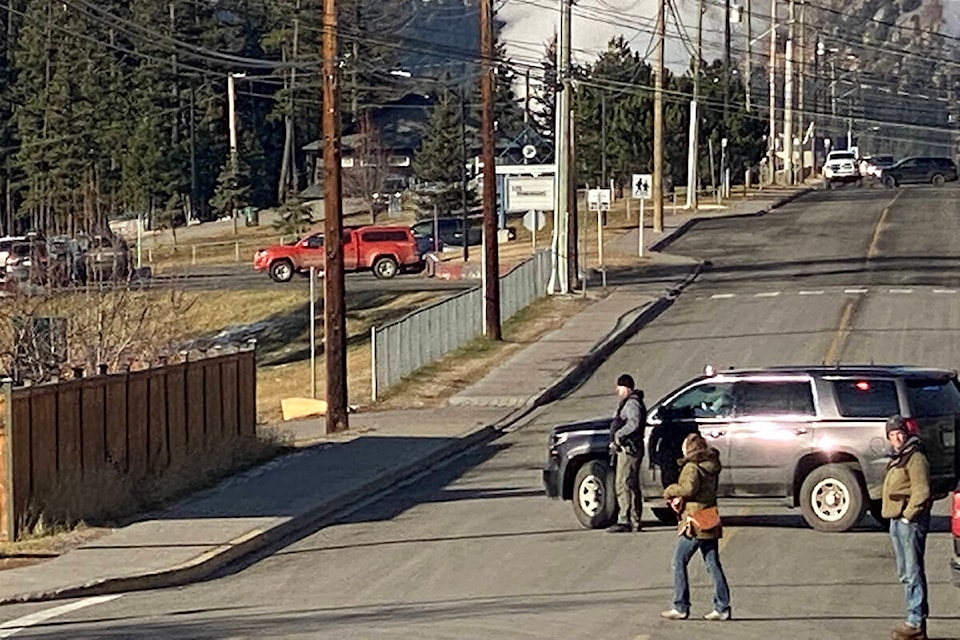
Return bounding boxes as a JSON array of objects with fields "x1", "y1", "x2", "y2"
[
  {"x1": 543, "y1": 365, "x2": 960, "y2": 533},
  {"x1": 879, "y1": 157, "x2": 958, "y2": 187},
  {"x1": 411, "y1": 217, "x2": 482, "y2": 249}
]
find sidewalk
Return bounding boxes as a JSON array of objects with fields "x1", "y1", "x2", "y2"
[{"x1": 0, "y1": 184, "x2": 812, "y2": 604}]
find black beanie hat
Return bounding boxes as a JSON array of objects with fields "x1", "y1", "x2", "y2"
[
  {"x1": 886, "y1": 415, "x2": 907, "y2": 435},
  {"x1": 616, "y1": 374, "x2": 635, "y2": 389}
]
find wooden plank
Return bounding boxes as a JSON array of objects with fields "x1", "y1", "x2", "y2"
[
  {"x1": 126, "y1": 374, "x2": 148, "y2": 480},
  {"x1": 237, "y1": 352, "x2": 256, "y2": 438},
  {"x1": 103, "y1": 378, "x2": 128, "y2": 474},
  {"x1": 80, "y1": 381, "x2": 106, "y2": 479},
  {"x1": 29, "y1": 388, "x2": 58, "y2": 499},
  {"x1": 166, "y1": 365, "x2": 187, "y2": 467},
  {"x1": 0, "y1": 386, "x2": 12, "y2": 541},
  {"x1": 204, "y1": 361, "x2": 223, "y2": 449},
  {"x1": 147, "y1": 371, "x2": 169, "y2": 473},
  {"x1": 10, "y1": 393, "x2": 32, "y2": 538},
  {"x1": 57, "y1": 383, "x2": 83, "y2": 478},
  {"x1": 220, "y1": 357, "x2": 239, "y2": 439},
  {"x1": 185, "y1": 361, "x2": 206, "y2": 455}
]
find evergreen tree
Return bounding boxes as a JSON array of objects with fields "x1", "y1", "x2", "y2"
[
  {"x1": 530, "y1": 34, "x2": 557, "y2": 150},
  {"x1": 413, "y1": 90, "x2": 468, "y2": 214}
]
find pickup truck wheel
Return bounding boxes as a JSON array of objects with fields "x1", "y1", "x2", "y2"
[
  {"x1": 799, "y1": 464, "x2": 865, "y2": 532},
  {"x1": 652, "y1": 507, "x2": 678, "y2": 526},
  {"x1": 868, "y1": 499, "x2": 889, "y2": 529},
  {"x1": 932, "y1": 173, "x2": 946, "y2": 186},
  {"x1": 572, "y1": 460, "x2": 617, "y2": 529},
  {"x1": 269, "y1": 259, "x2": 294, "y2": 283},
  {"x1": 883, "y1": 175, "x2": 897, "y2": 189},
  {"x1": 372, "y1": 256, "x2": 399, "y2": 279}
]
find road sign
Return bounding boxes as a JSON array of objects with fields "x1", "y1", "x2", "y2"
[
  {"x1": 522, "y1": 210, "x2": 546, "y2": 232},
  {"x1": 631, "y1": 173, "x2": 652, "y2": 199},
  {"x1": 587, "y1": 188, "x2": 612, "y2": 212},
  {"x1": 521, "y1": 144, "x2": 537, "y2": 160}
]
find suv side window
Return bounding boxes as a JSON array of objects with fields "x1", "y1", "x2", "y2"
[
  {"x1": 733, "y1": 380, "x2": 816, "y2": 417},
  {"x1": 906, "y1": 378, "x2": 960, "y2": 417},
  {"x1": 666, "y1": 382, "x2": 735, "y2": 419},
  {"x1": 831, "y1": 379, "x2": 899, "y2": 417}
]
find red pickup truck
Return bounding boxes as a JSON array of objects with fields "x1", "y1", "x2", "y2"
[{"x1": 253, "y1": 225, "x2": 421, "y2": 282}]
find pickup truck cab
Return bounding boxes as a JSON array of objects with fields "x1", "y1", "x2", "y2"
[{"x1": 254, "y1": 225, "x2": 421, "y2": 282}]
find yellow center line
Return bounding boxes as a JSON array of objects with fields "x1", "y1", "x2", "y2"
[
  {"x1": 867, "y1": 190, "x2": 903, "y2": 260},
  {"x1": 823, "y1": 300, "x2": 855, "y2": 366}
]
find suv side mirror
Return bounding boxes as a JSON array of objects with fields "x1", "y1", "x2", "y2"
[{"x1": 648, "y1": 407, "x2": 661, "y2": 424}]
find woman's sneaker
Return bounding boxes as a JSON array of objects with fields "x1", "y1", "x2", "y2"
[
  {"x1": 703, "y1": 610, "x2": 732, "y2": 621},
  {"x1": 659, "y1": 609, "x2": 689, "y2": 620}
]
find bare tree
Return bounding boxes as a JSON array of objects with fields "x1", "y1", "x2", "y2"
[{"x1": 341, "y1": 113, "x2": 390, "y2": 223}]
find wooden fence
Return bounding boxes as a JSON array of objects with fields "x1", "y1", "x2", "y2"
[{"x1": 0, "y1": 349, "x2": 256, "y2": 541}]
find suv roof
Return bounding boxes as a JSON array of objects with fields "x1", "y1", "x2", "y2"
[{"x1": 707, "y1": 365, "x2": 956, "y2": 379}]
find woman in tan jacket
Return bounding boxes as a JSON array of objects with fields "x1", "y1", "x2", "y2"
[{"x1": 659, "y1": 432, "x2": 731, "y2": 621}]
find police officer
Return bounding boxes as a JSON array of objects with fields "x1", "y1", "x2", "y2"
[{"x1": 607, "y1": 374, "x2": 647, "y2": 533}]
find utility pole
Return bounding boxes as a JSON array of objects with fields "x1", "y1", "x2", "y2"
[
  {"x1": 459, "y1": 89, "x2": 470, "y2": 263},
  {"x1": 652, "y1": 0, "x2": 665, "y2": 232},
  {"x1": 322, "y1": 0, "x2": 349, "y2": 433},
  {"x1": 745, "y1": 0, "x2": 752, "y2": 112},
  {"x1": 189, "y1": 87, "x2": 198, "y2": 220},
  {"x1": 550, "y1": 0, "x2": 572, "y2": 294},
  {"x1": 601, "y1": 91, "x2": 607, "y2": 185},
  {"x1": 227, "y1": 72, "x2": 240, "y2": 175},
  {"x1": 686, "y1": 0, "x2": 704, "y2": 210},
  {"x1": 797, "y1": 0, "x2": 805, "y2": 178},
  {"x1": 723, "y1": 0, "x2": 731, "y2": 124},
  {"x1": 783, "y1": 0, "x2": 795, "y2": 185},
  {"x1": 480, "y1": 0, "x2": 502, "y2": 340},
  {"x1": 767, "y1": 0, "x2": 777, "y2": 184}
]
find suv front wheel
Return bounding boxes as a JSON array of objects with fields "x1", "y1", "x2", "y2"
[
  {"x1": 572, "y1": 460, "x2": 617, "y2": 529},
  {"x1": 799, "y1": 464, "x2": 866, "y2": 532}
]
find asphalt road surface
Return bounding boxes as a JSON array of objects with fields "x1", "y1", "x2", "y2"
[
  {"x1": 147, "y1": 263, "x2": 476, "y2": 294},
  {"x1": 3, "y1": 186, "x2": 960, "y2": 639}
]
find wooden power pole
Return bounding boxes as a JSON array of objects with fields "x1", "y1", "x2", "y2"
[
  {"x1": 480, "y1": 0, "x2": 502, "y2": 340},
  {"x1": 322, "y1": 0, "x2": 349, "y2": 432},
  {"x1": 652, "y1": 0, "x2": 665, "y2": 232}
]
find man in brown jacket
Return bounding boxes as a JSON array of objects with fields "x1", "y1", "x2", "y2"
[{"x1": 882, "y1": 415, "x2": 931, "y2": 640}]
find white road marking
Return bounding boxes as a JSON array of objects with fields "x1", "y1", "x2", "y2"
[
  {"x1": 798, "y1": 290, "x2": 825, "y2": 295},
  {"x1": 888, "y1": 288, "x2": 914, "y2": 294},
  {"x1": 843, "y1": 288, "x2": 869, "y2": 294},
  {"x1": 0, "y1": 595, "x2": 123, "y2": 638},
  {"x1": 710, "y1": 293, "x2": 736, "y2": 299},
  {"x1": 754, "y1": 291, "x2": 781, "y2": 298},
  {"x1": 933, "y1": 288, "x2": 957, "y2": 294}
]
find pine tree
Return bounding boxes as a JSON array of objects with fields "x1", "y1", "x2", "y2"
[
  {"x1": 530, "y1": 34, "x2": 558, "y2": 149},
  {"x1": 413, "y1": 90, "x2": 468, "y2": 214}
]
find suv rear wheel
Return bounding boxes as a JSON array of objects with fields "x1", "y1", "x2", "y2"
[
  {"x1": 932, "y1": 173, "x2": 946, "y2": 186},
  {"x1": 269, "y1": 259, "x2": 294, "y2": 283},
  {"x1": 799, "y1": 464, "x2": 866, "y2": 532},
  {"x1": 572, "y1": 460, "x2": 617, "y2": 529}
]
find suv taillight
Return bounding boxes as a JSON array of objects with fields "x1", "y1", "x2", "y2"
[
  {"x1": 952, "y1": 492, "x2": 960, "y2": 537},
  {"x1": 903, "y1": 417, "x2": 920, "y2": 435}
]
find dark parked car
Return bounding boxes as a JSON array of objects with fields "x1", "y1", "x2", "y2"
[
  {"x1": 543, "y1": 365, "x2": 960, "y2": 533},
  {"x1": 411, "y1": 217, "x2": 482, "y2": 250},
  {"x1": 879, "y1": 157, "x2": 958, "y2": 187},
  {"x1": 952, "y1": 483, "x2": 960, "y2": 587}
]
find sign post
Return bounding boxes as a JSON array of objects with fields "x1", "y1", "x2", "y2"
[
  {"x1": 632, "y1": 174, "x2": 652, "y2": 258},
  {"x1": 589, "y1": 188, "x2": 612, "y2": 288},
  {"x1": 522, "y1": 210, "x2": 546, "y2": 253}
]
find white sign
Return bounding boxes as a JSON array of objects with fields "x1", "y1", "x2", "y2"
[
  {"x1": 523, "y1": 210, "x2": 546, "y2": 232},
  {"x1": 631, "y1": 173, "x2": 652, "y2": 199},
  {"x1": 521, "y1": 144, "x2": 537, "y2": 160},
  {"x1": 505, "y1": 176, "x2": 554, "y2": 212},
  {"x1": 588, "y1": 188, "x2": 612, "y2": 212}
]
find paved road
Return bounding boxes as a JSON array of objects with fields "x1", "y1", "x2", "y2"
[
  {"x1": 3, "y1": 186, "x2": 960, "y2": 639},
  {"x1": 147, "y1": 264, "x2": 477, "y2": 294}
]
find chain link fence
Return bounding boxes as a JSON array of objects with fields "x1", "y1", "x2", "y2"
[{"x1": 371, "y1": 250, "x2": 553, "y2": 400}]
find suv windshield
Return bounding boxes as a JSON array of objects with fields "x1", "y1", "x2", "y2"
[
  {"x1": 829, "y1": 153, "x2": 855, "y2": 161},
  {"x1": 906, "y1": 379, "x2": 960, "y2": 417}
]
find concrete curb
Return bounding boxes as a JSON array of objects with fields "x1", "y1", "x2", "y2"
[
  {"x1": 649, "y1": 187, "x2": 813, "y2": 253},
  {"x1": 0, "y1": 423, "x2": 506, "y2": 606}
]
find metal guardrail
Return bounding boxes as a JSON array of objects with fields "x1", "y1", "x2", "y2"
[{"x1": 371, "y1": 250, "x2": 553, "y2": 400}]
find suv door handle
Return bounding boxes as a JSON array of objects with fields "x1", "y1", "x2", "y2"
[
  {"x1": 707, "y1": 430, "x2": 726, "y2": 438},
  {"x1": 795, "y1": 427, "x2": 809, "y2": 435}
]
